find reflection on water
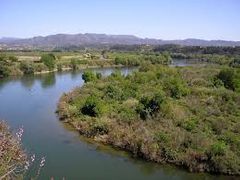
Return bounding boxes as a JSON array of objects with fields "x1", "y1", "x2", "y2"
[
  {"x1": 20, "y1": 75, "x2": 35, "y2": 89},
  {"x1": 70, "y1": 70, "x2": 79, "y2": 80},
  {"x1": 0, "y1": 67, "x2": 233, "y2": 180},
  {"x1": 40, "y1": 73, "x2": 56, "y2": 88}
]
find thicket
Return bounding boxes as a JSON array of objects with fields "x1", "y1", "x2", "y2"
[{"x1": 58, "y1": 64, "x2": 240, "y2": 175}]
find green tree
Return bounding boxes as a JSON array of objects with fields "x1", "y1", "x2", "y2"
[{"x1": 40, "y1": 54, "x2": 56, "y2": 70}]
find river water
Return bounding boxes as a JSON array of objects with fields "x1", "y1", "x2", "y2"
[{"x1": 0, "y1": 67, "x2": 228, "y2": 179}]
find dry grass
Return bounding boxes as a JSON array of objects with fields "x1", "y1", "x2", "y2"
[{"x1": 0, "y1": 121, "x2": 26, "y2": 179}]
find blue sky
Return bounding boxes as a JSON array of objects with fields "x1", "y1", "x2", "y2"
[{"x1": 0, "y1": 0, "x2": 239, "y2": 40}]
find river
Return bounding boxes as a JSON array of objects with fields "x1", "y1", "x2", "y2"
[{"x1": 0, "y1": 67, "x2": 228, "y2": 179}]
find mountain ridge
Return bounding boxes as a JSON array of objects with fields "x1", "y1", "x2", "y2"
[{"x1": 1, "y1": 33, "x2": 240, "y2": 47}]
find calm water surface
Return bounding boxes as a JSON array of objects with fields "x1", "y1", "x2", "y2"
[{"x1": 0, "y1": 67, "x2": 230, "y2": 179}]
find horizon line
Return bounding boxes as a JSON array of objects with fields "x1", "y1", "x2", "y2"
[{"x1": 1, "y1": 32, "x2": 240, "y2": 42}]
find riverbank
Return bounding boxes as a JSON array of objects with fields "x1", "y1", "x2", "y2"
[
  {"x1": 0, "y1": 121, "x2": 26, "y2": 179},
  {"x1": 57, "y1": 64, "x2": 240, "y2": 176},
  {"x1": 33, "y1": 64, "x2": 125, "y2": 74},
  {"x1": 0, "y1": 51, "x2": 173, "y2": 78},
  {"x1": 0, "y1": 52, "x2": 127, "y2": 78}
]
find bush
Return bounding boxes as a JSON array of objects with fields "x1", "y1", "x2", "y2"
[
  {"x1": 115, "y1": 57, "x2": 127, "y2": 65},
  {"x1": 8, "y1": 55, "x2": 18, "y2": 62},
  {"x1": 20, "y1": 61, "x2": 34, "y2": 74},
  {"x1": 217, "y1": 69, "x2": 235, "y2": 90},
  {"x1": 81, "y1": 96, "x2": 104, "y2": 117},
  {"x1": 155, "y1": 132, "x2": 169, "y2": 143},
  {"x1": 96, "y1": 72, "x2": 102, "y2": 79},
  {"x1": 181, "y1": 118, "x2": 197, "y2": 131},
  {"x1": 57, "y1": 64, "x2": 63, "y2": 72},
  {"x1": 217, "y1": 68, "x2": 240, "y2": 91},
  {"x1": 40, "y1": 54, "x2": 56, "y2": 70},
  {"x1": 70, "y1": 59, "x2": 78, "y2": 70},
  {"x1": 0, "y1": 62, "x2": 10, "y2": 77},
  {"x1": 230, "y1": 57, "x2": 240, "y2": 68},
  {"x1": 92, "y1": 121, "x2": 109, "y2": 135},
  {"x1": 78, "y1": 60, "x2": 88, "y2": 64},
  {"x1": 82, "y1": 71, "x2": 97, "y2": 83},
  {"x1": 165, "y1": 77, "x2": 189, "y2": 99},
  {"x1": 136, "y1": 91, "x2": 165, "y2": 120},
  {"x1": 210, "y1": 141, "x2": 227, "y2": 156},
  {"x1": 212, "y1": 77, "x2": 224, "y2": 88},
  {"x1": 110, "y1": 70, "x2": 123, "y2": 80},
  {"x1": 0, "y1": 55, "x2": 6, "y2": 62},
  {"x1": 138, "y1": 62, "x2": 154, "y2": 72},
  {"x1": 119, "y1": 106, "x2": 136, "y2": 123},
  {"x1": 34, "y1": 63, "x2": 47, "y2": 72},
  {"x1": 105, "y1": 84, "x2": 123, "y2": 100}
]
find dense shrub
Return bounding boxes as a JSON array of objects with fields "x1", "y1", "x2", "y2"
[
  {"x1": 82, "y1": 71, "x2": 97, "y2": 83},
  {"x1": 0, "y1": 61, "x2": 10, "y2": 77},
  {"x1": 230, "y1": 57, "x2": 240, "y2": 68},
  {"x1": 210, "y1": 141, "x2": 227, "y2": 156},
  {"x1": 105, "y1": 84, "x2": 123, "y2": 100},
  {"x1": 8, "y1": 55, "x2": 18, "y2": 62},
  {"x1": 81, "y1": 96, "x2": 104, "y2": 117},
  {"x1": 20, "y1": 61, "x2": 34, "y2": 74},
  {"x1": 154, "y1": 132, "x2": 169, "y2": 143},
  {"x1": 40, "y1": 54, "x2": 56, "y2": 70},
  {"x1": 181, "y1": 118, "x2": 197, "y2": 131},
  {"x1": 164, "y1": 77, "x2": 189, "y2": 99},
  {"x1": 114, "y1": 57, "x2": 127, "y2": 65},
  {"x1": 92, "y1": 121, "x2": 109, "y2": 135},
  {"x1": 217, "y1": 68, "x2": 240, "y2": 91},
  {"x1": 70, "y1": 59, "x2": 78, "y2": 70},
  {"x1": 96, "y1": 72, "x2": 102, "y2": 79},
  {"x1": 58, "y1": 64, "x2": 240, "y2": 175},
  {"x1": 57, "y1": 64, "x2": 63, "y2": 72},
  {"x1": 137, "y1": 91, "x2": 165, "y2": 120}
]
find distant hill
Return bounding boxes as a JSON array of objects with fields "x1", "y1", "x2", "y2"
[
  {"x1": 1, "y1": 33, "x2": 240, "y2": 48},
  {"x1": 0, "y1": 37, "x2": 21, "y2": 43}
]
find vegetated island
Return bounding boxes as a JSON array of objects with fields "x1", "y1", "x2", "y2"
[{"x1": 57, "y1": 63, "x2": 240, "y2": 175}]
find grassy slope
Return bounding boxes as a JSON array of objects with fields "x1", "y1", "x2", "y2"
[{"x1": 58, "y1": 65, "x2": 240, "y2": 175}]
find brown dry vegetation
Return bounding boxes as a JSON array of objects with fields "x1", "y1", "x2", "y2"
[{"x1": 0, "y1": 121, "x2": 26, "y2": 179}]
